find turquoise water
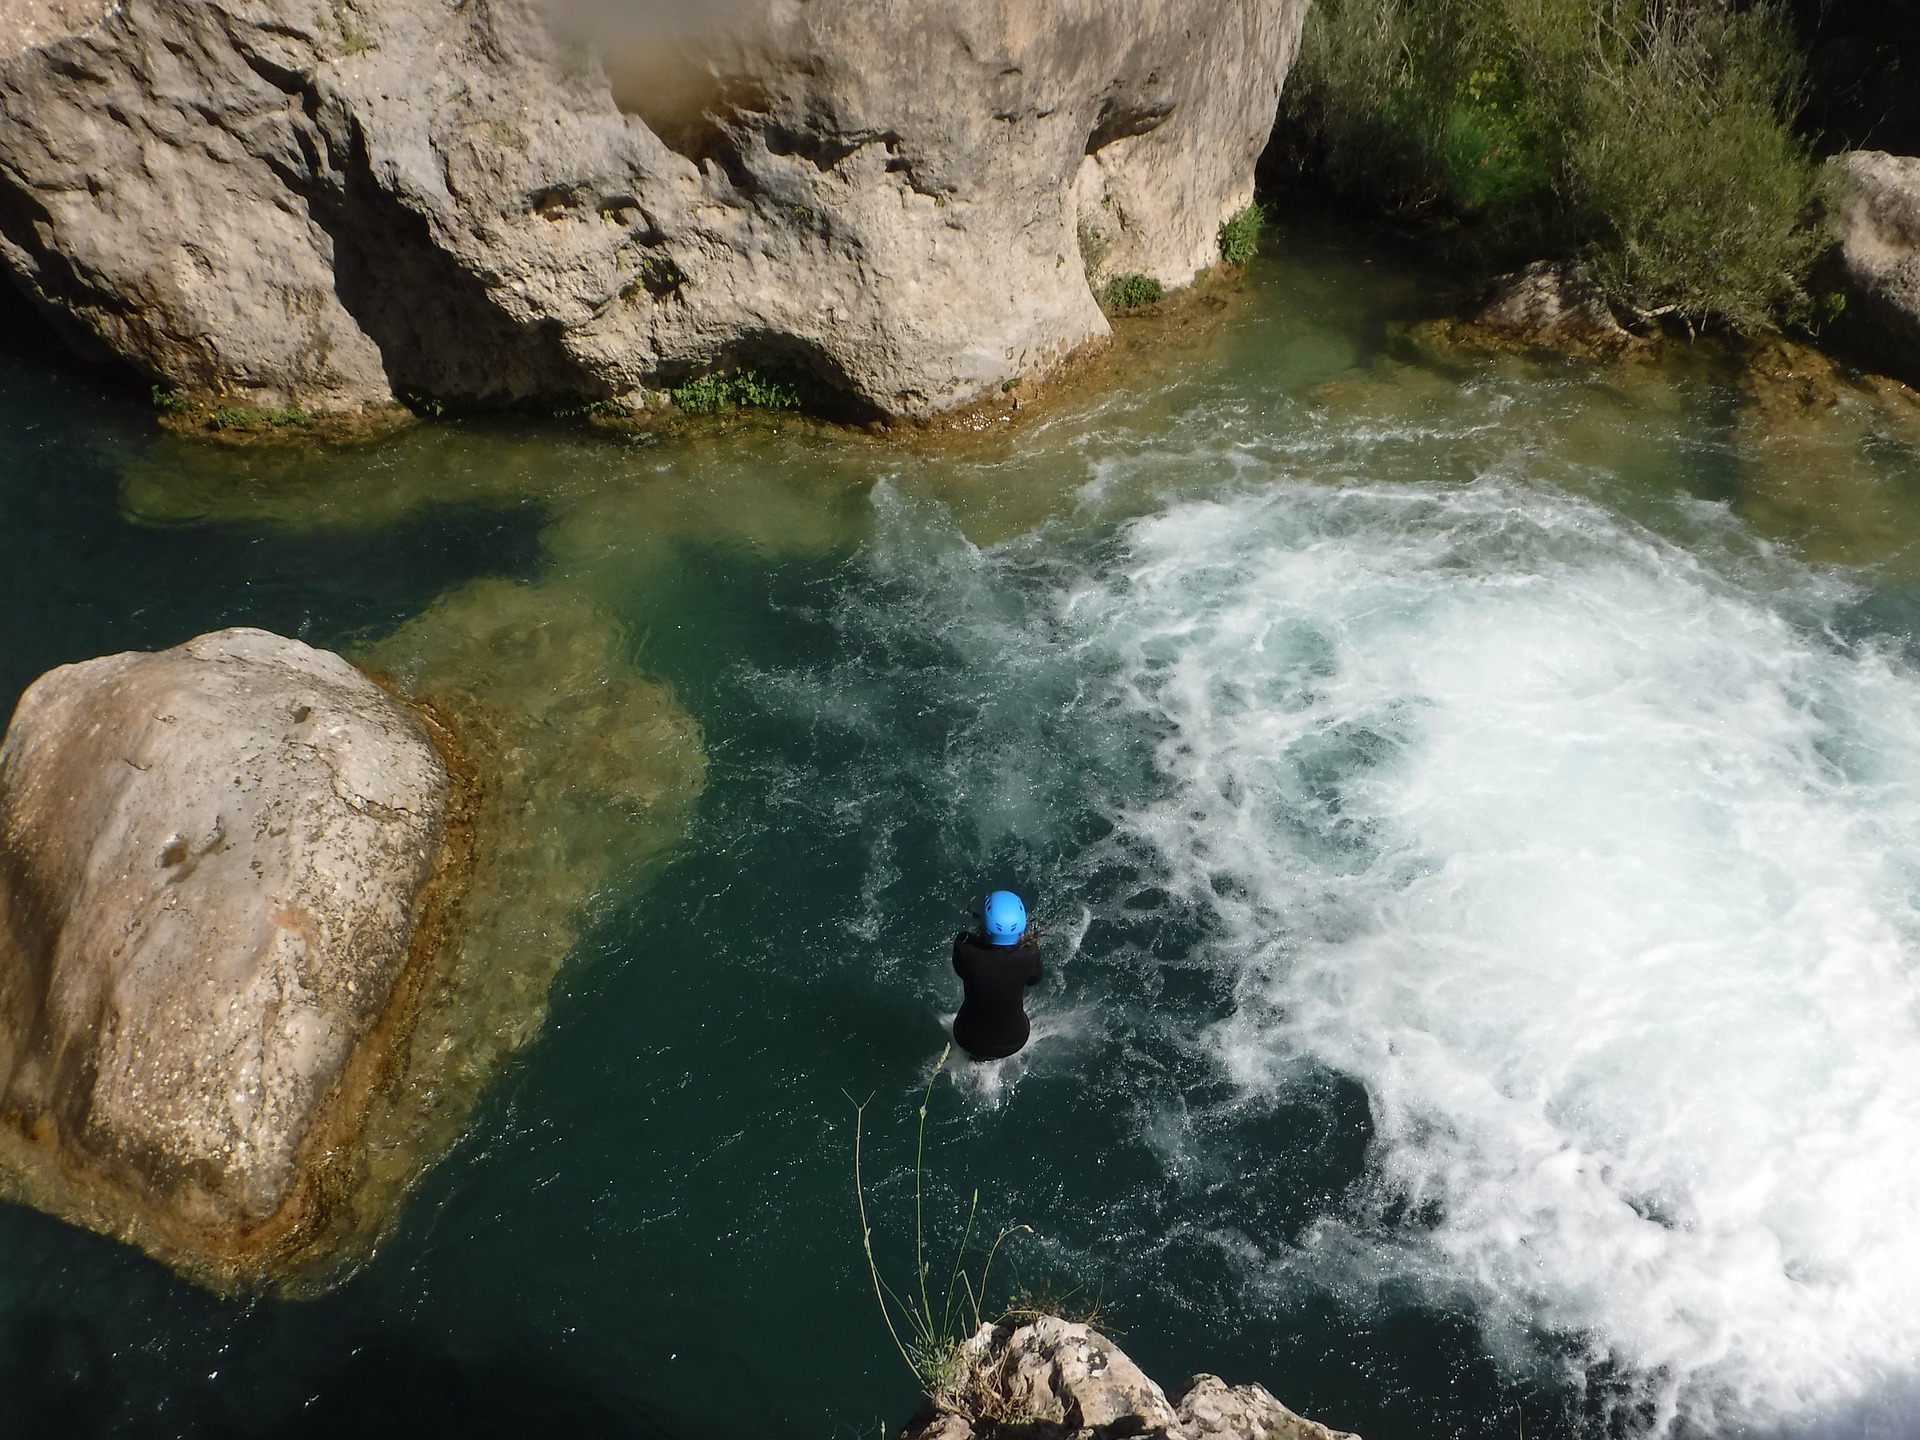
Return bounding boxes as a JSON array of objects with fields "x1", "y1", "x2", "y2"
[{"x1": 7, "y1": 223, "x2": 1920, "y2": 1439}]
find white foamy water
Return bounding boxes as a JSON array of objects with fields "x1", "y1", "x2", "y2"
[{"x1": 1048, "y1": 476, "x2": 1920, "y2": 1435}]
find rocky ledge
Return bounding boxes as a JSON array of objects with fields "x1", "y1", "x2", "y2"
[
  {"x1": 0, "y1": 628, "x2": 455, "y2": 1288},
  {"x1": 899, "y1": 1318, "x2": 1357, "y2": 1440},
  {"x1": 0, "y1": 0, "x2": 1305, "y2": 421}
]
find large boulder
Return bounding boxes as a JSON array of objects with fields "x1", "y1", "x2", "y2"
[
  {"x1": 899, "y1": 1317, "x2": 1359, "y2": 1440},
  {"x1": 1827, "y1": 150, "x2": 1920, "y2": 382},
  {"x1": 0, "y1": 0, "x2": 1307, "y2": 420},
  {"x1": 0, "y1": 628, "x2": 450, "y2": 1288}
]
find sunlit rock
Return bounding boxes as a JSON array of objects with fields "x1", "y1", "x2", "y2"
[
  {"x1": 896, "y1": 1317, "x2": 1358, "y2": 1440},
  {"x1": 1406, "y1": 260, "x2": 1651, "y2": 363},
  {"x1": 0, "y1": 629, "x2": 451, "y2": 1289},
  {"x1": 0, "y1": 0, "x2": 1307, "y2": 419},
  {"x1": 1828, "y1": 150, "x2": 1920, "y2": 385}
]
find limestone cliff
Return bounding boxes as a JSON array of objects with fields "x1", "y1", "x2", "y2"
[{"x1": 0, "y1": 0, "x2": 1307, "y2": 419}]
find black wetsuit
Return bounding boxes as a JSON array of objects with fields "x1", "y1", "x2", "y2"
[{"x1": 951, "y1": 932, "x2": 1042, "y2": 1060}]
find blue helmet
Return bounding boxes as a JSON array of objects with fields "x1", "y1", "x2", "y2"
[{"x1": 983, "y1": 890, "x2": 1027, "y2": 946}]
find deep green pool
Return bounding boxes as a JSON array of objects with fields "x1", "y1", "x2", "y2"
[{"x1": 6, "y1": 219, "x2": 1920, "y2": 1440}]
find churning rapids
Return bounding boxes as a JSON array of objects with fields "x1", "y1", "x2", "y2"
[
  {"x1": 842, "y1": 469, "x2": 1920, "y2": 1438},
  {"x1": 5, "y1": 227, "x2": 1920, "y2": 1440}
]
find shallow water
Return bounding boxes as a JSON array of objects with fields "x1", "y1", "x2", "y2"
[{"x1": 6, "y1": 221, "x2": 1920, "y2": 1439}]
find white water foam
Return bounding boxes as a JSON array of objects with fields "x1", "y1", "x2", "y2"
[{"x1": 1049, "y1": 477, "x2": 1920, "y2": 1435}]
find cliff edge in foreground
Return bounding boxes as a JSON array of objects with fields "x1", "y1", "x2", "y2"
[
  {"x1": 0, "y1": 0, "x2": 1305, "y2": 420},
  {"x1": 899, "y1": 1317, "x2": 1358, "y2": 1440}
]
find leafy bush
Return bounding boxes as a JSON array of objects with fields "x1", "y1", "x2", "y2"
[
  {"x1": 669, "y1": 369, "x2": 803, "y2": 415},
  {"x1": 1098, "y1": 274, "x2": 1164, "y2": 313},
  {"x1": 1218, "y1": 201, "x2": 1268, "y2": 265},
  {"x1": 1276, "y1": 0, "x2": 1826, "y2": 330}
]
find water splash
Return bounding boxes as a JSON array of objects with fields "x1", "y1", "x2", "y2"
[{"x1": 1053, "y1": 476, "x2": 1920, "y2": 1434}]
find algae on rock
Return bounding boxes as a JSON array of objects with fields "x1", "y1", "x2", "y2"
[{"x1": 333, "y1": 578, "x2": 706, "y2": 1290}]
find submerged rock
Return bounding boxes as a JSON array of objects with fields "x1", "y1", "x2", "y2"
[
  {"x1": 0, "y1": 629, "x2": 452, "y2": 1288},
  {"x1": 0, "y1": 0, "x2": 1306, "y2": 420},
  {"x1": 1828, "y1": 150, "x2": 1920, "y2": 384},
  {"x1": 898, "y1": 1317, "x2": 1358, "y2": 1440},
  {"x1": 1727, "y1": 331, "x2": 1920, "y2": 572},
  {"x1": 344, "y1": 578, "x2": 706, "y2": 1244}
]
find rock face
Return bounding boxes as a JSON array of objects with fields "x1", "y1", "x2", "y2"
[
  {"x1": 899, "y1": 1317, "x2": 1359, "y2": 1440},
  {"x1": 0, "y1": 628, "x2": 450, "y2": 1287},
  {"x1": 0, "y1": 0, "x2": 1307, "y2": 419},
  {"x1": 1828, "y1": 150, "x2": 1920, "y2": 383}
]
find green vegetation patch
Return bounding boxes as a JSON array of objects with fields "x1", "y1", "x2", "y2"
[
  {"x1": 207, "y1": 404, "x2": 311, "y2": 432},
  {"x1": 1098, "y1": 274, "x2": 1164, "y2": 314},
  {"x1": 550, "y1": 398, "x2": 627, "y2": 421},
  {"x1": 1276, "y1": 0, "x2": 1826, "y2": 332},
  {"x1": 1217, "y1": 201, "x2": 1267, "y2": 266},
  {"x1": 153, "y1": 387, "x2": 312, "y2": 432},
  {"x1": 669, "y1": 369, "x2": 803, "y2": 415}
]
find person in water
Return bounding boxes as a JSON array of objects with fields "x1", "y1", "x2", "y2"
[{"x1": 952, "y1": 889, "x2": 1042, "y2": 1061}]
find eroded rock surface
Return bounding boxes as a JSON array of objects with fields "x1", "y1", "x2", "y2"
[
  {"x1": 1829, "y1": 150, "x2": 1920, "y2": 382},
  {"x1": 0, "y1": 628, "x2": 449, "y2": 1287},
  {"x1": 0, "y1": 0, "x2": 1306, "y2": 419},
  {"x1": 900, "y1": 1317, "x2": 1359, "y2": 1440}
]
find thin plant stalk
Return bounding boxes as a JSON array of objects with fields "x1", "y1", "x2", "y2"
[
  {"x1": 941, "y1": 1188, "x2": 981, "y2": 1340},
  {"x1": 850, "y1": 1091, "x2": 917, "y2": 1380},
  {"x1": 848, "y1": 1043, "x2": 1036, "y2": 1406},
  {"x1": 912, "y1": 1044, "x2": 947, "y2": 1338}
]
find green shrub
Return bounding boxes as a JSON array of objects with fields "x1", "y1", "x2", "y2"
[
  {"x1": 1217, "y1": 201, "x2": 1268, "y2": 265},
  {"x1": 1098, "y1": 274, "x2": 1164, "y2": 313},
  {"x1": 1277, "y1": 0, "x2": 1825, "y2": 331},
  {"x1": 669, "y1": 369, "x2": 803, "y2": 415}
]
